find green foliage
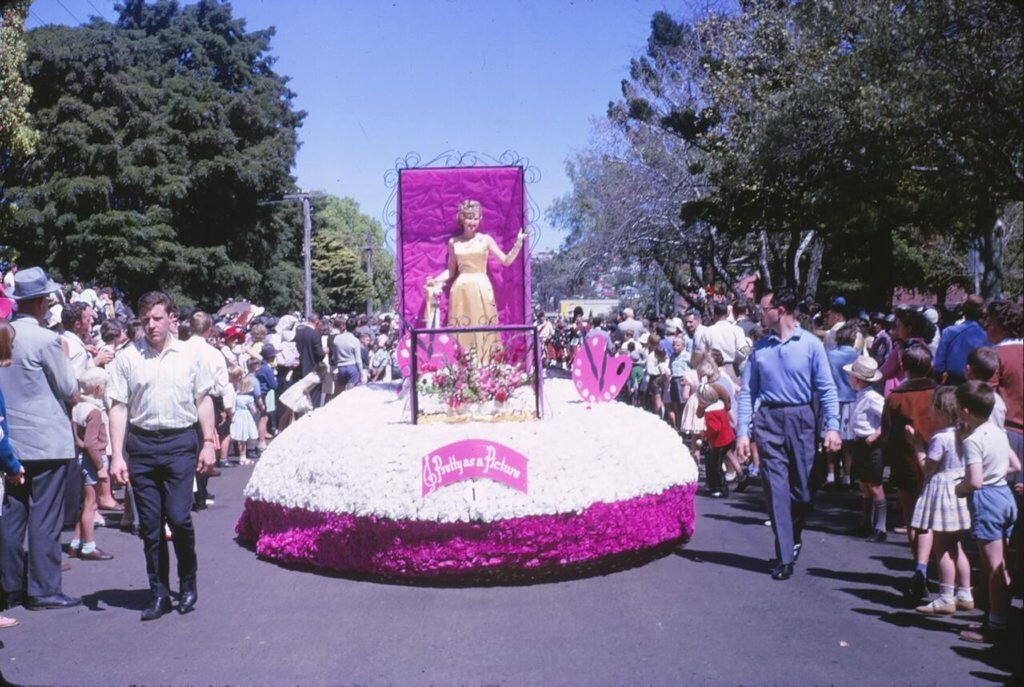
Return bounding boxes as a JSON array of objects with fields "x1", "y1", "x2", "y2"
[
  {"x1": 0, "y1": 1, "x2": 39, "y2": 169},
  {"x1": 557, "y1": 0, "x2": 1023, "y2": 308},
  {"x1": 0, "y1": 0, "x2": 306, "y2": 310},
  {"x1": 309, "y1": 194, "x2": 395, "y2": 314}
]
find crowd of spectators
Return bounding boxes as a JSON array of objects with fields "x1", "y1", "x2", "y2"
[
  {"x1": 539, "y1": 292, "x2": 1022, "y2": 644},
  {"x1": 0, "y1": 260, "x2": 1020, "y2": 643}
]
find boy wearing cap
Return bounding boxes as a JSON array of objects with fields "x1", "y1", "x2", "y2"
[{"x1": 845, "y1": 356, "x2": 887, "y2": 541}]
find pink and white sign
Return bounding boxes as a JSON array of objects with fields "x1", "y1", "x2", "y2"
[
  {"x1": 571, "y1": 332, "x2": 631, "y2": 404},
  {"x1": 422, "y1": 439, "x2": 528, "y2": 496}
]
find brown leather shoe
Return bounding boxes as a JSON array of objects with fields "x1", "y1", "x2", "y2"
[{"x1": 78, "y1": 548, "x2": 114, "y2": 561}]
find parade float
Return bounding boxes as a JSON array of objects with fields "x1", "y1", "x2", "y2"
[{"x1": 237, "y1": 156, "x2": 698, "y2": 580}]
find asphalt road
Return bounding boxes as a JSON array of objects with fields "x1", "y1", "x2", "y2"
[{"x1": 1, "y1": 461, "x2": 1019, "y2": 686}]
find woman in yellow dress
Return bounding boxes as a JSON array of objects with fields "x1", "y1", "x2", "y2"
[{"x1": 443, "y1": 200, "x2": 525, "y2": 361}]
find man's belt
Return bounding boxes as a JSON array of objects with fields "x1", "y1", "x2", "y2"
[{"x1": 128, "y1": 424, "x2": 196, "y2": 438}]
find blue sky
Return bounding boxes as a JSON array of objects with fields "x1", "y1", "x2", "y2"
[{"x1": 26, "y1": 0, "x2": 683, "y2": 251}]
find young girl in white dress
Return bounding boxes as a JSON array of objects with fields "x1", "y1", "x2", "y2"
[
  {"x1": 229, "y1": 367, "x2": 259, "y2": 466},
  {"x1": 909, "y1": 386, "x2": 974, "y2": 614}
]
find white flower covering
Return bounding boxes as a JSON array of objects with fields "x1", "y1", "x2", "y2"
[{"x1": 244, "y1": 377, "x2": 698, "y2": 524}]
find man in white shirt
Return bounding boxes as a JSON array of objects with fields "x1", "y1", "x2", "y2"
[
  {"x1": 109, "y1": 292, "x2": 215, "y2": 621},
  {"x1": 693, "y1": 302, "x2": 747, "y2": 382},
  {"x1": 61, "y1": 302, "x2": 112, "y2": 377}
]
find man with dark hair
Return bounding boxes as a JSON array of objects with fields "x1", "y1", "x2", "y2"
[
  {"x1": 61, "y1": 301, "x2": 113, "y2": 375},
  {"x1": 693, "y1": 301, "x2": 747, "y2": 382},
  {"x1": 934, "y1": 295, "x2": 988, "y2": 385},
  {"x1": 108, "y1": 292, "x2": 216, "y2": 621},
  {"x1": 294, "y1": 315, "x2": 325, "y2": 406},
  {"x1": 0, "y1": 267, "x2": 81, "y2": 610},
  {"x1": 737, "y1": 289, "x2": 840, "y2": 580},
  {"x1": 868, "y1": 312, "x2": 894, "y2": 366},
  {"x1": 733, "y1": 300, "x2": 755, "y2": 336}
]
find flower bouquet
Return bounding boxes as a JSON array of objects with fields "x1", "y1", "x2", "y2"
[{"x1": 415, "y1": 347, "x2": 537, "y2": 423}]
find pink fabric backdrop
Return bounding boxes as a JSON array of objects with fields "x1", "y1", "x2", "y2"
[{"x1": 397, "y1": 167, "x2": 527, "y2": 330}]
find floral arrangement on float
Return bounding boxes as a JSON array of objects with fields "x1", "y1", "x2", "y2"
[{"x1": 410, "y1": 333, "x2": 540, "y2": 423}]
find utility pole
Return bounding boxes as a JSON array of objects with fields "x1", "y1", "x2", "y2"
[
  {"x1": 284, "y1": 191, "x2": 314, "y2": 319},
  {"x1": 364, "y1": 229, "x2": 374, "y2": 316}
]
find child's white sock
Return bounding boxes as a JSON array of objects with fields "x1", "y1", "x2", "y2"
[
  {"x1": 955, "y1": 586, "x2": 973, "y2": 601},
  {"x1": 80, "y1": 541, "x2": 96, "y2": 555},
  {"x1": 938, "y1": 583, "x2": 954, "y2": 602},
  {"x1": 69, "y1": 538, "x2": 81, "y2": 550}
]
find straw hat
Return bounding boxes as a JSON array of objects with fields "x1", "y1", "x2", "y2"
[{"x1": 843, "y1": 356, "x2": 883, "y2": 383}]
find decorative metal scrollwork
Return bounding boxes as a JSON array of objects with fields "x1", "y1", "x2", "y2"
[{"x1": 381, "y1": 149, "x2": 543, "y2": 250}]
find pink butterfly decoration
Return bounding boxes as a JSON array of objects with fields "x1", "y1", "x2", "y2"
[
  {"x1": 398, "y1": 331, "x2": 460, "y2": 378},
  {"x1": 571, "y1": 333, "x2": 631, "y2": 404}
]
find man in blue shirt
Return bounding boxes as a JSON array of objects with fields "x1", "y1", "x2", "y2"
[
  {"x1": 737, "y1": 289, "x2": 841, "y2": 580},
  {"x1": 933, "y1": 296, "x2": 988, "y2": 385}
]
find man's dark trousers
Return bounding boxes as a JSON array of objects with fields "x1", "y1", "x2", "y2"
[
  {"x1": 1, "y1": 459, "x2": 69, "y2": 597},
  {"x1": 127, "y1": 428, "x2": 199, "y2": 597},
  {"x1": 754, "y1": 405, "x2": 816, "y2": 565}
]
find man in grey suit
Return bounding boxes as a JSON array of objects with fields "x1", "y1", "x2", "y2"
[{"x1": 0, "y1": 267, "x2": 81, "y2": 610}]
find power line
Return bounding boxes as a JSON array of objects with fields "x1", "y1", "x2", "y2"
[
  {"x1": 53, "y1": 0, "x2": 81, "y2": 24},
  {"x1": 29, "y1": 9, "x2": 47, "y2": 27},
  {"x1": 85, "y1": 0, "x2": 105, "y2": 17}
]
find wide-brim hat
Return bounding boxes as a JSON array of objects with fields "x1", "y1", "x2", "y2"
[
  {"x1": 12, "y1": 266, "x2": 61, "y2": 301},
  {"x1": 843, "y1": 356, "x2": 883, "y2": 383}
]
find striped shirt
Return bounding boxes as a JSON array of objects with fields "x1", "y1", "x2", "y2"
[{"x1": 108, "y1": 337, "x2": 214, "y2": 431}]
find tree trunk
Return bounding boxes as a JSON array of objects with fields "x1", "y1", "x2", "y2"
[
  {"x1": 804, "y1": 235, "x2": 825, "y2": 299},
  {"x1": 757, "y1": 230, "x2": 773, "y2": 297},
  {"x1": 793, "y1": 230, "x2": 816, "y2": 298},
  {"x1": 866, "y1": 227, "x2": 894, "y2": 310},
  {"x1": 979, "y1": 209, "x2": 1005, "y2": 300}
]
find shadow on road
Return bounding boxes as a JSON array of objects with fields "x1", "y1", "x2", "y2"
[
  {"x1": 672, "y1": 547, "x2": 768, "y2": 574},
  {"x1": 233, "y1": 537, "x2": 684, "y2": 588},
  {"x1": 702, "y1": 513, "x2": 767, "y2": 527},
  {"x1": 81, "y1": 587, "x2": 152, "y2": 612},
  {"x1": 868, "y1": 554, "x2": 917, "y2": 573},
  {"x1": 804, "y1": 565, "x2": 906, "y2": 592}
]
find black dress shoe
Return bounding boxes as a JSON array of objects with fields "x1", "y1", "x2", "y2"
[
  {"x1": 141, "y1": 596, "x2": 172, "y2": 621},
  {"x1": 770, "y1": 563, "x2": 794, "y2": 580},
  {"x1": 25, "y1": 593, "x2": 82, "y2": 610},
  {"x1": 865, "y1": 530, "x2": 887, "y2": 543},
  {"x1": 178, "y1": 578, "x2": 197, "y2": 614},
  {"x1": 1, "y1": 591, "x2": 23, "y2": 611}
]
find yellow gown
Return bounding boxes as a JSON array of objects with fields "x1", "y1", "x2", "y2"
[{"x1": 448, "y1": 236, "x2": 499, "y2": 361}]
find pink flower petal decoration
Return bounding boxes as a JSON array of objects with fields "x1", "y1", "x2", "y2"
[
  {"x1": 398, "y1": 331, "x2": 460, "y2": 378},
  {"x1": 571, "y1": 333, "x2": 631, "y2": 403}
]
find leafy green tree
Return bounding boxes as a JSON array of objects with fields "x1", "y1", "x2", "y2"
[
  {"x1": 557, "y1": 1, "x2": 1022, "y2": 308},
  {"x1": 0, "y1": 0, "x2": 305, "y2": 309},
  {"x1": 0, "y1": 1, "x2": 39, "y2": 174},
  {"x1": 309, "y1": 194, "x2": 395, "y2": 314}
]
